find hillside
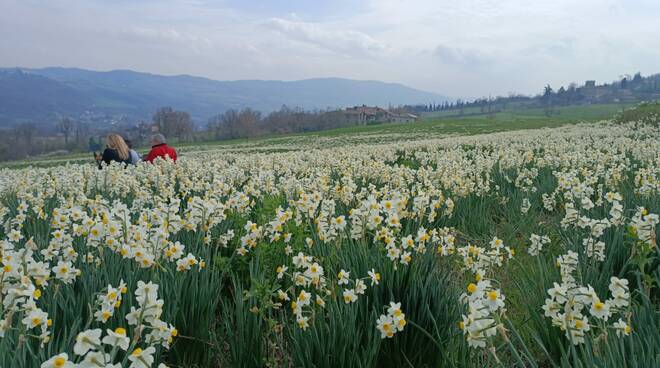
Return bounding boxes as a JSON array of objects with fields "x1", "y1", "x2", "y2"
[
  {"x1": 0, "y1": 70, "x2": 93, "y2": 123},
  {"x1": 0, "y1": 67, "x2": 448, "y2": 127}
]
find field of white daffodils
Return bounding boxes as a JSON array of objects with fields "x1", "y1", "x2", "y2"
[{"x1": 0, "y1": 121, "x2": 658, "y2": 368}]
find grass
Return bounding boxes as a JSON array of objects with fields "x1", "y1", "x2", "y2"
[
  {"x1": 422, "y1": 103, "x2": 631, "y2": 121},
  {"x1": 615, "y1": 101, "x2": 660, "y2": 124}
]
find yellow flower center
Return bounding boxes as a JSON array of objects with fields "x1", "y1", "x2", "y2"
[
  {"x1": 594, "y1": 302, "x2": 604, "y2": 311},
  {"x1": 54, "y1": 357, "x2": 66, "y2": 367},
  {"x1": 115, "y1": 327, "x2": 127, "y2": 336},
  {"x1": 488, "y1": 291, "x2": 498, "y2": 301},
  {"x1": 131, "y1": 348, "x2": 142, "y2": 357},
  {"x1": 467, "y1": 283, "x2": 477, "y2": 293}
]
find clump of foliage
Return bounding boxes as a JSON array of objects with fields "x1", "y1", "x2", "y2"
[{"x1": 615, "y1": 102, "x2": 660, "y2": 125}]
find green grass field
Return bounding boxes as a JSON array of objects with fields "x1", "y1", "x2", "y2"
[{"x1": 422, "y1": 102, "x2": 630, "y2": 121}]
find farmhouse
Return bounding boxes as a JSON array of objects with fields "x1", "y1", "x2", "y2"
[
  {"x1": 389, "y1": 113, "x2": 419, "y2": 123},
  {"x1": 344, "y1": 105, "x2": 419, "y2": 124}
]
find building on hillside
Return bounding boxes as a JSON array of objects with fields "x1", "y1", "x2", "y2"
[
  {"x1": 389, "y1": 113, "x2": 419, "y2": 123},
  {"x1": 580, "y1": 80, "x2": 607, "y2": 103},
  {"x1": 344, "y1": 105, "x2": 419, "y2": 124},
  {"x1": 344, "y1": 105, "x2": 390, "y2": 124}
]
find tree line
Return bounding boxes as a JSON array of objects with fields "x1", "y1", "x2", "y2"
[
  {"x1": 0, "y1": 105, "x2": 357, "y2": 161},
  {"x1": 405, "y1": 72, "x2": 660, "y2": 117},
  {"x1": 206, "y1": 106, "x2": 353, "y2": 140}
]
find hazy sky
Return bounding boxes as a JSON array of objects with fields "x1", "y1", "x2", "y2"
[{"x1": 1, "y1": 0, "x2": 659, "y2": 97}]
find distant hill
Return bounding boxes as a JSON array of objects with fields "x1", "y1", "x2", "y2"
[
  {"x1": 0, "y1": 67, "x2": 448, "y2": 127},
  {"x1": 0, "y1": 70, "x2": 93, "y2": 123}
]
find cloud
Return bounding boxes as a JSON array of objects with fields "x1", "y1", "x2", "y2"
[
  {"x1": 433, "y1": 45, "x2": 490, "y2": 67},
  {"x1": 1, "y1": 0, "x2": 659, "y2": 97},
  {"x1": 264, "y1": 17, "x2": 390, "y2": 58},
  {"x1": 112, "y1": 27, "x2": 213, "y2": 53}
]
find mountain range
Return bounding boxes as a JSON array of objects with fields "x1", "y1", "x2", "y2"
[{"x1": 0, "y1": 67, "x2": 448, "y2": 127}]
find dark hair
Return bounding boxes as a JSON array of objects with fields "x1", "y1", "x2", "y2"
[{"x1": 124, "y1": 139, "x2": 133, "y2": 149}]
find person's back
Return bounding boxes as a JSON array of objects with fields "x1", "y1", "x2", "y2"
[
  {"x1": 101, "y1": 147, "x2": 131, "y2": 165},
  {"x1": 97, "y1": 134, "x2": 131, "y2": 168},
  {"x1": 124, "y1": 139, "x2": 141, "y2": 165},
  {"x1": 129, "y1": 149, "x2": 141, "y2": 164},
  {"x1": 144, "y1": 134, "x2": 177, "y2": 163}
]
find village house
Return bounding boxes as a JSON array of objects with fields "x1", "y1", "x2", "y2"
[
  {"x1": 389, "y1": 112, "x2": 419, "y2": 123},
  {"x1": 344, "y1": 105, "x2": 419, "y2": 124}
]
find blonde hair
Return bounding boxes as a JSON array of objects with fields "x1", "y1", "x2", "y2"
[{"x1": 106, "y1": 134, "x2": 130, "y2": 161}]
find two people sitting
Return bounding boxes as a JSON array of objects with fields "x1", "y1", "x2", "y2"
[{"x1": 95, "y1": 133, "x2": 177, "y2": 168}]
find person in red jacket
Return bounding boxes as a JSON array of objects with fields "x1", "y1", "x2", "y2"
[{"x1": 144, "y1": 133, "x2": 178, "y2": 163}]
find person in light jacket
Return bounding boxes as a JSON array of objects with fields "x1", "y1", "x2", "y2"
[{"x1": 124, "y1": 139, "x2": 141, "y2": 165}]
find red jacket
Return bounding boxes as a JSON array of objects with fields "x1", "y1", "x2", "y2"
[{"x1": 144, "y1": 143, "x2": 177, "y2": 163}]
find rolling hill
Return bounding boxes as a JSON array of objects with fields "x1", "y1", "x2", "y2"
[{"x1": 0, "y1": 67, "x2": 448, "y2": 127}]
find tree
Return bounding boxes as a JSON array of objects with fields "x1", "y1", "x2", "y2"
[
  {"x1": 14, "y1": 122, "x2": 36, "y2": 147},
  {"x1": 153, "y1": 107, "x2": 194, "y2": 142},
  {"x1": 58, "y1": 118, "x2": 75, "y2": 145},
  {"x1": 210, "y1": 109, "x2": 242, "y2": 140},
  {"x1": 557, "y1": 86, "x2": 567, "y2": 105},
  {"x1": 134, "y1": 121, "x2": 153, "y2": 145},
  {"x1": 88, "y1": 137, "x2": 102, "y2": 152},
  {"x1": 173, "y1": 111, "x2": 194, "y2": 142},
  {"x1": 542, "y1": 85, "x2": 554, "y2": 116},
  {"x1": 2, "y1": 123, "x2": 35, "y2": 160},
  {"x1": 237, "y1": 108, "x2": 261, "y2": 138},
  {"x1": 74, "y1": 121, "x2": 90, "y2": 147}
]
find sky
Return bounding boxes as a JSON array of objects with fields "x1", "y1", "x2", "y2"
[{"x1": 1, "y1": 0, "x2": 659, "y2": 98}]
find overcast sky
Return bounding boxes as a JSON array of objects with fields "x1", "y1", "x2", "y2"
[{"x1": 1, "y1": 0, "x2": 659, "y2": 97}]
